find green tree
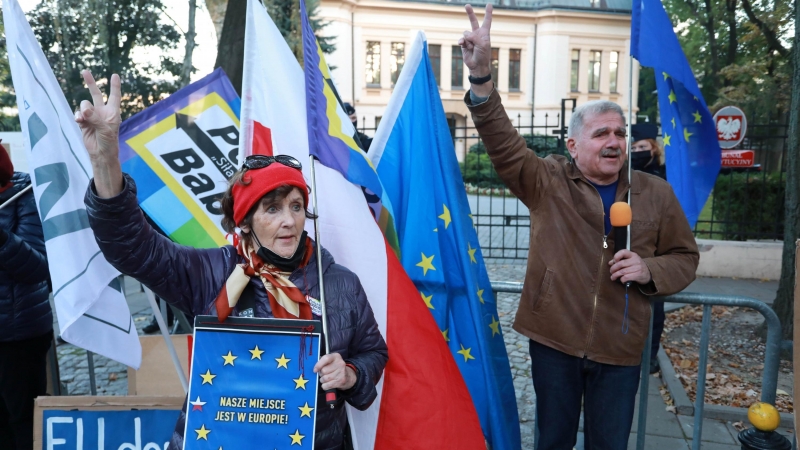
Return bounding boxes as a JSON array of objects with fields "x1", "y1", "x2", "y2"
[
  {"x1": 770, "y1": 0, "x2": 800, "y2": 342},
  {"x1": 637, "y1": 67, "x2": 657, "y2": 122},
  {"x1": 658, "y1": 0, "x2": 793, "y2": 120},
  {"x1": 0, "y1": 13, "x2": 21, "y2": 130},
  {"x1": 214, "y1": 0, "x2": 335, "y2": 94},
  {"x1": 29, "y1": 0, "x2": 183, "y2": 118}
]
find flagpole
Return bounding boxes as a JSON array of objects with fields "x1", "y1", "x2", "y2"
[
  {"x1": 143, "y1": 287, "x2": 188, "y2": 393},
  {"x1": 0, "y1": 184, "x2": 32, "y2": 211},
  {"x1": 626, "y1": 54, "x2": 633, "y2": 251},
  {"x1": 308, "y1": 155, "x2": 337, "y2": 409}
]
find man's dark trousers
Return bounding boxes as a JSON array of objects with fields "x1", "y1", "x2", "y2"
[
  {"x1": 530, "y1": 339, "x2": 640, "y2": 450},
  {"x1": 651, "y1": 302, "x2": 666, "y2": 357},
  {"x1": 0, "y1": 331, "x2": 52, "y2": 450}
]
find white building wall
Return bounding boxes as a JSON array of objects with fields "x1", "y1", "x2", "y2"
[{"x1": 317, "y1": 0, "x2": 637, "y2": 159}]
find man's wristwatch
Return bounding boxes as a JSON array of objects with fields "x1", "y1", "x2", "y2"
[{"x1": 468, "y1": 73, "x2": 492, "y2": 85}]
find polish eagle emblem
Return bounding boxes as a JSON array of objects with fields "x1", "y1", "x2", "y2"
[{"x1": 716, "y1": 117, "x2": 741, "y2": 140}]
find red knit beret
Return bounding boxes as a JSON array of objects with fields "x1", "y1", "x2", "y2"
[
  {"x1": 0, "y1": 148, "x2": 13, "y2": 187},
  {"x1": 231, "y1": 164, "x2": 309, "y2": 226}
]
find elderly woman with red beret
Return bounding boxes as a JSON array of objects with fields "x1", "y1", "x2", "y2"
[{"x1": 77, "y1": 73, "x2": 387, "y2": 449}]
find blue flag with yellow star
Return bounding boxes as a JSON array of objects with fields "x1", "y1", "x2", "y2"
[
  {"x1": 369, "y1": 32, "x2": 520, "y2": 450},
  {"x1": 183, "y1": 317, "x2": 321, "y2": 448},
  {"x1": 631, "y1": 0, "x2": 720, "y2": 227}
]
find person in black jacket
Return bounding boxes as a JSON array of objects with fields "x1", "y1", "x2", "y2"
[
  {"x1": 343, "y1": 102, "x2": 372, "y2": 152},
  {"x1": 77, "y1": 71, "x2": 387, "y2": 450},
  {"x1": 0, "y1": 148, "x2": 52, "y2": 449},
  {"x1": 631, "y1": 123, "x2": 667, "y2": 374}
]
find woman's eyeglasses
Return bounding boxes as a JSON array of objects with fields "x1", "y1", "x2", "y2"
[{"x1": 242, "y1": 155, "x2": 302, "y2": 171}]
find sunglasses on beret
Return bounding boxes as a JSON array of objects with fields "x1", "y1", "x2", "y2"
[{"x1": 242, "y1": 155, "x2": 302, "y2": 171}]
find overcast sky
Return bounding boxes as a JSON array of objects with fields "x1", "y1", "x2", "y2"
[{"x1": 16, "y1": 0, "x2": 219, "y2": 82}]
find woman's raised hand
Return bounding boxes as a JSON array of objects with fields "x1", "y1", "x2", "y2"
[
  {"x1": 75, "y1": 70, "x2": 121, "y2": 161},
  {"x1": 75, "y1": 70, "x2": 124, "y2": 198},
  {"x1": 458, "y1": 4, "x2": 493, "y2": 78}
]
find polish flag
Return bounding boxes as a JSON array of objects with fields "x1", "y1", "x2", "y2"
[{"x1": 239, "y1": 0, "x2": 485, "y2": 447}]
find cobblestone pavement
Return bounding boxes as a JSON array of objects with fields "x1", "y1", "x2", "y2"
[
  {"x1": 54, "y1": 310, "x2": 152, "y2": 396},
  {"x1": 488, "y1": 262, "x2": 535, "y2": 447}
]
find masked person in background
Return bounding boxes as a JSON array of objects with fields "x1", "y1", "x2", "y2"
[
  {"x1": 631, "y1": 123, "x2": 666, "y2": 180},
  {"x1": 343, "y1": 102, "x2": 372, "y2": 152},
  {"x1": 0, "y1": 147, "x2": 52, "y2": 449},
  {"x1": 631, "y1": 123, "x2": 667, "y2": 374}
]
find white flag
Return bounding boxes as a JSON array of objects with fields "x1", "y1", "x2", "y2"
[
  {"x1": 241, "y1": 2, "x2": 387, "y2": 447},
  {"x1": 3, "y1": 0, "x2": 141, "y2": 368}
]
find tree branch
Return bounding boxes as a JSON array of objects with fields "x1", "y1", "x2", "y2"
[{"x1": 741, "y1": 0, "x2": 789, "y2": 57}]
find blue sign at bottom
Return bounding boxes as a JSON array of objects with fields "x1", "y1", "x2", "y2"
[
  {"x1": 43, "y1": 409, "x2": 179, "y2": 450},
  {"x1": 184, "y1": 316, "x2": 322, "y2": 449}
]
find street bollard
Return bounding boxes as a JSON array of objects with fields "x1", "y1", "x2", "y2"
[{"x1": 738, "y1": 403, "x2": 791, "y2": 450}]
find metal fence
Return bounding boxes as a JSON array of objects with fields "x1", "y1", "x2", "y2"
[
  {"x1": 491, "y1": 281, "x2": 784, "y2": 449},
  {"x1": 359, "y1": 111, "x2": 789, "y2": 259}
]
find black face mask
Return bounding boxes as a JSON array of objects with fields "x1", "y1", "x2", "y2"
[
  {"x1": 630, "y1": 151, "x2": 652, "y2": 171},
  {"x1": 254, "y1": 230, "x2": 309, "y2": 272}
]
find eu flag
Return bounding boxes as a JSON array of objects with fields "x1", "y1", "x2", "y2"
[
  {"x1": 631, "y1": 0, "x2": 721, "y2": 227},
  {"x1": 369, "y1": 32, "x2": 521, "y2": 450}
]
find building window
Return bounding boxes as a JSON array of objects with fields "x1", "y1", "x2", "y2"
[
  {"x1": 491, "y1": 48, "x2": 499, "y2": 87},
  {"x1": 429, "y1": 44, "x2": 441, "y2": 87},
  {"x1": 365, "y1": 41, "x2": 381, "y2": 87},
  {"x1": 509, "y1": 49, "x2": 521, "y2": 91},
  {"x1": 588, "y1": 50, "x2": 601, "y2": 92},
  {"x1": 609, "y1": 51, "x2": 619, "y2": 93},
  {"x1": 570, "y1": 49, "x2": 579, "y2": 92},
  {"x1": 451, "y1": 46, "x2": 464, "y2": 89},
  {"x1": 391, "y1": 42, "x2": 405, "y2": 86}
]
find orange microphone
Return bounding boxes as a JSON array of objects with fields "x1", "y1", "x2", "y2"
[
  {"x1": 610, "y1": 202, "x2": 632, "y2": 228},
  {"x1": 609, "y1": 202, "x2": 631, "y2": 256}
]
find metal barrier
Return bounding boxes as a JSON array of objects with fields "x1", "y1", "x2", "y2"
[{"x1": 490, "y1": 282, "x2": 783, "y2": 449}]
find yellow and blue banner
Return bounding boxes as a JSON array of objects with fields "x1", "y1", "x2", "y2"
[
  {"x1": 631, "y1": 0, "x2": 720, "y2": 227},
  {"x1": 298, "y1": 0, "x2": 399, "y2": 254},
  {"x1": 119, "y1": 68, "x2": 241, "y2": 248},
  {"x1": 369, "y1": 32, "x2": 521, "y2": 450},
  {"x1": 183, "y1": 317, "x2": 321, "y2": 448}
]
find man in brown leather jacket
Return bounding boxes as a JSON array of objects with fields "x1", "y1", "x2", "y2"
[{"x1": 459, "y1": 5, "x2": 699, "y2": 449}]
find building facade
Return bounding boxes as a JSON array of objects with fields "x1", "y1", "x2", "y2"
[{"x1": 319, "y1": 0, "x2": 638, "y2": 160}]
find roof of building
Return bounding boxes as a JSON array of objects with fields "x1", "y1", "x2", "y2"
[{"x1": 391, "y1": 0, "x2": 632, "y2": 13}]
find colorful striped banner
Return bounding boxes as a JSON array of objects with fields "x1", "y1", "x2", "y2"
[{"x1": 119, "y1": 68, "x2": 240, "y2": 248}]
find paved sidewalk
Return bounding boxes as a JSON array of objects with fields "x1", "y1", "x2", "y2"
[{"x1": 51, "y1": 265, "x2": 792, "y2": 448}]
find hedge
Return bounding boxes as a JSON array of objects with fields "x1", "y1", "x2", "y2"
[
  {"x1": 710, "y1": 172, "x2": 784, "y2": 241},
  {"x1": 460, "y1": 134, "x2": 567, "y2": 189}
]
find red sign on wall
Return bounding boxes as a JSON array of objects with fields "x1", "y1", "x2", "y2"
[{"x1": 721, "y1": 149, "x2": 755, "y2": 168}]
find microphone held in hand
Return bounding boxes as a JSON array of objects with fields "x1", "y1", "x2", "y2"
[
  {"x1": 609, "y1": 202, "x2": 632, "y2": 255},
  {"x1": 610, "y1": 201, "x2": 633, "y2": 333}
]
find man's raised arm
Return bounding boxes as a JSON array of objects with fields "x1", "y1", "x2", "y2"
[{"x1": 459, "y1": 4, "x2": 556, "y2": 209}]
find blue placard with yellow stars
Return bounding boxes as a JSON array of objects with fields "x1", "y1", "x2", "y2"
[{"x1": 183, "y1": 316, "x2": 321, "y2": 449}]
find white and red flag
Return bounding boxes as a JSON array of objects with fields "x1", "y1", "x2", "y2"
[{"x1": 239, "y1": 0, "x2": 485, "y2": 447}]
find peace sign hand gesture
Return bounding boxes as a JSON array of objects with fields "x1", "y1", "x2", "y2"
[
  {"x1": 458, "y1": 4, "x2": 493, "y2": 78},
  {"x1": 74, "y1": 70, "x2": 124, "y2": 198}
]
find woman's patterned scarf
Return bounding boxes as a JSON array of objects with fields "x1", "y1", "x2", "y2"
[{"x1": 215, "y1": 236, "x2": 314, "y2": 322}]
